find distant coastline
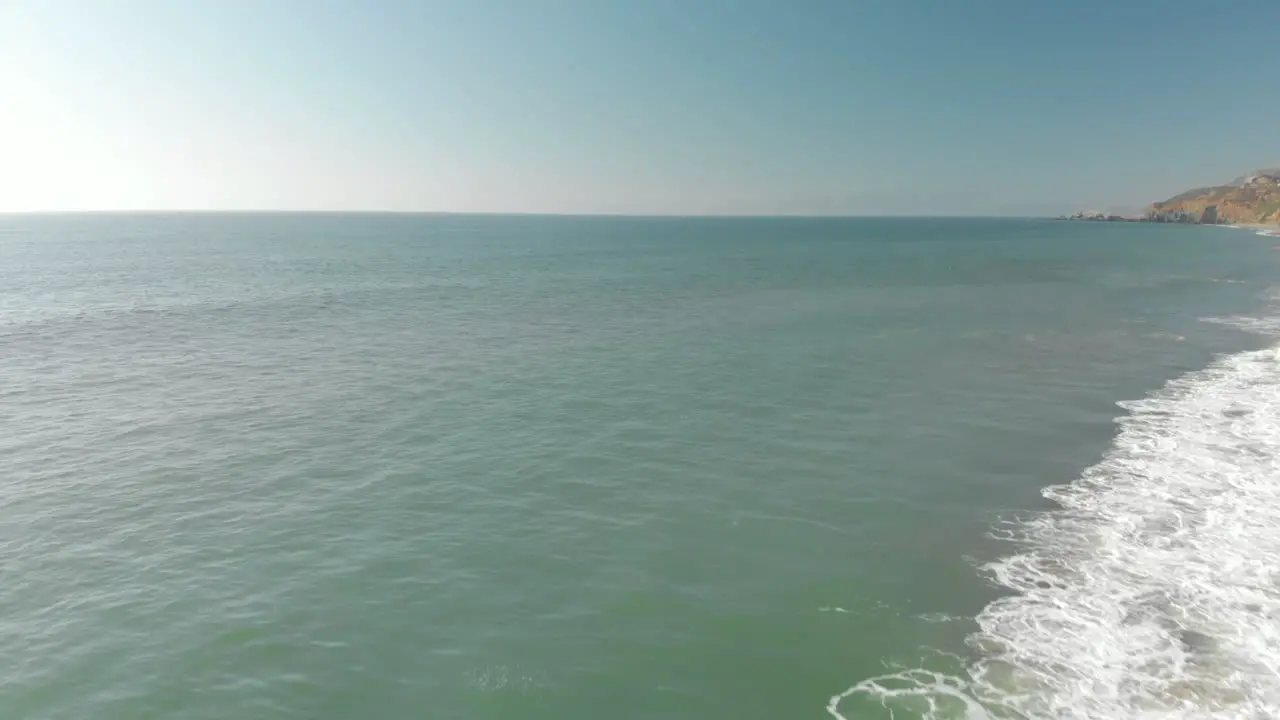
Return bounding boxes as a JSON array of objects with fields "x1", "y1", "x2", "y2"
[
  {"x1": 1054, "y1": 210, "x2": 1220, "y2": 225},
  {"x1": 1059, "y1": 168, "x2": 1280, "y2": 227}
]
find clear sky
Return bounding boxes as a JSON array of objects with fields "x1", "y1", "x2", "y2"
[{"x1": 2, "y1": 0, "x2": 1277, "y2": 215}]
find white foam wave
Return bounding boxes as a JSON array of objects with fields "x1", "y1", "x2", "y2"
[
  {"x1": 829, "y1": 669, "x2": 993, "y2": 720},
  {"x1": 832, "y1": 342, "x2": 1280, "y2": 719},
  {"x1": 1223, "y1": 225, "x2": 1280, "y2": 239},
  {"x1": 1204, "y1": 302, "x2": 1280, "y2": 335}
]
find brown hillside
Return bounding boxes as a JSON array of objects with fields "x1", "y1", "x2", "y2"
[{"x1": 1149, "y1": 173, "x2": 1280, "y2": 225}]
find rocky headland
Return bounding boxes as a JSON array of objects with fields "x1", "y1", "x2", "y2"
[{"x1": 1063, "y1": 169, "x2": 1280, "y2": 226}]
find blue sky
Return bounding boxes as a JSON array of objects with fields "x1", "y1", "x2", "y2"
[{"x1": 1, "y1": 0, "x2": 1277, "y2": 215}]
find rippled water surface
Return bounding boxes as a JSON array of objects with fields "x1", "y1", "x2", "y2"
[{"x1": 2, "y1": 215, "x2": 1277, "y2": 719}]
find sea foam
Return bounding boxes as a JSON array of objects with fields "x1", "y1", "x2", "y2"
[{"x1": 833, "y1": 335, "x2": 1280, "y2": 718}]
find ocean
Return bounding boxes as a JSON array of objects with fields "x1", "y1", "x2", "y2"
[{"x1": 2, "y1": 214, "x2": 1278, "y2": 719}]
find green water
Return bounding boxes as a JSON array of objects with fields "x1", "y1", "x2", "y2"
[{"x1": 1, "y1": 215, "x2": 1275, "y2": 719}]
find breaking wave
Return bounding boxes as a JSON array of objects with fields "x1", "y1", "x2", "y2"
[{"x1": 833, "y1": 330, "x2": 1280, "y2": 718}]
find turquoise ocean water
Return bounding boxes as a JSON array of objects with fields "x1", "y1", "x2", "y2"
[{"x1": 3, "y1": 215, "x2": 1279, "y2": 719}]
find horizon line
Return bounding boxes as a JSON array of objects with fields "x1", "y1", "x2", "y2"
[{"x1": 0, "y1": 209, "x2": 1052, "y2": 220}]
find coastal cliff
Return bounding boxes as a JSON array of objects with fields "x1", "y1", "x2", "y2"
[
  {"x1": 1063, "y1": 169, "x2": 1280, "y2": 225},
  {"x1": 1147, "y1": 171, "x2": 1280, "y2": 226}
]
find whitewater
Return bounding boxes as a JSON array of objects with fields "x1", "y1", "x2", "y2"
[{"x1": 833, "y1": 296, "x2": 1280, "y2": 719}]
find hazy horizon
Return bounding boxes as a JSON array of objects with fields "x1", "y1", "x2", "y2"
[
  {"x1": 2, "y1": 0, "x2": 1278, "y2": 215},
  {"x1": 0, "y1": 209, "x2": 1068, "y2": 218}
]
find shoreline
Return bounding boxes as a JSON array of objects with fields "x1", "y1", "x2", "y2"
[
  {"x1": 1227, "y1": 223, "x2": 1280, "y2": 237},
  {"x1": 1057, "y1": 217, "x2": 1280, "y2": 237},
  {"x1": 1058, "y1": 216, "x2": 1280, "y2": 227}
]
